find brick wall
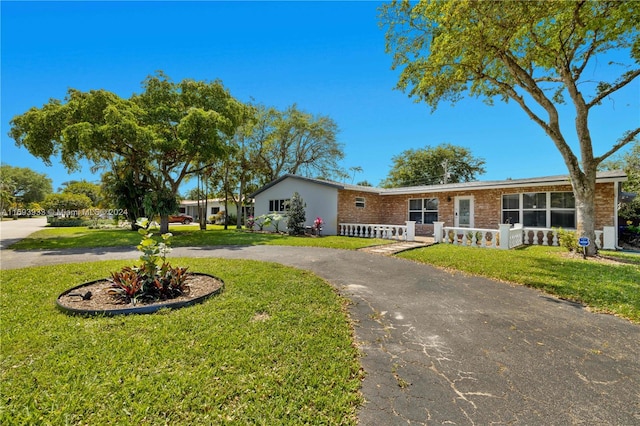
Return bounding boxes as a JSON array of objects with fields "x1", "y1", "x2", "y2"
[
  {"x1": 337, "y1": 182, "x2": 617, "y2": 236},
  {"x1": 337, "y1": 190, "x2": 384, "y2": 224}
]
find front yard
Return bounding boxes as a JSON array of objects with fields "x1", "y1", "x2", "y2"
[
  {"x1": 0, "y1": 258, "x2": 363, "y2": 424},
  {"x1": 7, "y1": 225, "x2": 392, "y2": 251},
  {"x1": 399, "y1": 245, "x2": 640, "y2": 323},
  {"x1": 2, "y1": 226, "x2": 638, "y2": 423}
]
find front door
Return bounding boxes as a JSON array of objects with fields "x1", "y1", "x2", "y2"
[{"x1": 455, "y1": 196, "x2": 474, "y2": 228}]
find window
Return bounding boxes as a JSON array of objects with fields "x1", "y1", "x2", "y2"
[
  {"x1": 268, "y1": 199, "x2": 289, "y2": 213},
  {"x1": 523, "y1": 192, "x2": 546, "y2": 227},
  {"x1": 550, "y1": 192, "x2": 575, "y2": 228},
  {"x1": 355, "y1": 197, "x2": 365, "y2": 208},
  {"x1": 502, "y1": 194, "x2": 519, "y2": 224},
  {"x1": 211, "y1": 207, "x2": 220, "y2": 215},
  {"x1": 408, "y1": 198, "x2": 439, "y2": 224},
  {"x1": 502, "y1": 192, "x2": 575, "y2": 228}
]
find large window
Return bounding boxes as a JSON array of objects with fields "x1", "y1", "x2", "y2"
[
  {"x1": 502, "y1": 192, "x2": 575, "y2": 228},
  {"x1": 550, "y1": 192, "x2": 576, "y2": 228},
  {"x1": 268, "y1": 199, "x2": 289, "y2": 213},
  {"x1": 408, "y1": 198, "x2": 439, "y2": 224}
]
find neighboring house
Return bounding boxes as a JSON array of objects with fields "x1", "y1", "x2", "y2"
[
  {"x1": 250, "y1": 171, "x2": 627, "y2": 245},
  {"x1": 179, "y1": 199, "x2": 247, "y2": 223}
]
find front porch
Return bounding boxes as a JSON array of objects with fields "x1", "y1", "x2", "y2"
[{"x1": 339, "y1": 221, "x2": 617, "y2": 251}]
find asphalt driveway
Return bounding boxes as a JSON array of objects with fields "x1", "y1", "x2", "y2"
[{"x1": 1, "y1": 244, "x2": 639, "y2": 424}]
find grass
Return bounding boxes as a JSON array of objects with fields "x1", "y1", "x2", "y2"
[
  {"x1": 398, "y1": 245, "x2": 640, "y2": 323},
  {"x1": 0, "y1": 258, "x2": 363, "y2": 424},
  {"x1": 8, "y1": 225, "x2": 392, "y2": 251}
]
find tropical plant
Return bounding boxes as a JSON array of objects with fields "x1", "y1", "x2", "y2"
[
  {"x1": 107, "y1": 218, "x2": 189, "y2": 304},
  {"x1": 313, "y1": 217, "x2": 324, "y2": 236},
  {"x1": 246, "y1": 215, "x2": 255, "y2": 230},
  {"x1": 269, "y1": 213, "x2": 284, "y2": 233}
]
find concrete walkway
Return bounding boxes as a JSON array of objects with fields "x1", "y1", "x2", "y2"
[
  {"x1": 2, "y1": 243, "x2": 639, "y2": 424},
  {"x1": 358, "y1": 237, "x2": 434, "y2": 255}
]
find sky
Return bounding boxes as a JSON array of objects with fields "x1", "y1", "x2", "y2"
[{"x1": 2, "y1": 0, "x2": 639, "y2": 193}]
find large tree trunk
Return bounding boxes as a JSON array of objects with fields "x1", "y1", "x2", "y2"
[{"x1": 569, "y1": 167, "x2": 598, "y2": 256}]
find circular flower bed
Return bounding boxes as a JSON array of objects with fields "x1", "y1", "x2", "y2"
[{"x1": 56, "y1": 272, "x2": 223, "y2": 316}]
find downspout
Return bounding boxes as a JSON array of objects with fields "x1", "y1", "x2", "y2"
[{"x1": 614, "y1": 180, "x2": 623, "y2": 250}]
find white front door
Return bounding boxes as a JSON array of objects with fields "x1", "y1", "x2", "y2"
[{"x1": 455, "y1": 196, "x2": 474, "y2": 228}]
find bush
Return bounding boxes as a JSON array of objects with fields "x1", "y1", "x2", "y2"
[
  {"x1": 286, "y1": 192, "x2": 306, "y2": 235},
  {"x1": 47, "y1": 217, "x2": 91, "y2": 227},
  {"x1": 556, "y1": 228, "x2": 578, "y2": 252}
]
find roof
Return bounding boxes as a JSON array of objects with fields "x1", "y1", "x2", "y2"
[
  {"x1": 249, "y1": 170, "x2": 627, "y2": 198},
  {"x1": 248, "y1": 174, "x2": 379, "y2": 198},
  {"x1": 378, "y1": 169, "x2": 627, "y2": 195}
]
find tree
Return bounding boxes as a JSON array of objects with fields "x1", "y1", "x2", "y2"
[
  {"x1": 61, "y1": 180, "x2": 102, "y2": 207},
  {"x1": 349, "y1": 166, "x2": 363, "y2": 184},
  {"x1": 380, "y1": 1, "x2": 639, "y2": 255},
  {"x1": 9, "y1": 72, "x2": 244, "y2": 233},
  {"x1": 601, "y1": 141, "x2": 640, "y2": 222},
  {"x1": 101, "y1": 165, "x2": 149, "y2": 228},
  {"x1": 253, "y1": 104, "x2": 345, "y2": 184},
  {"x1": 42, "y1": 193, "x2": 92, "y2": 216},
  {"x1": 286, "y1": 192, "x2": 306, "y2": 235},
  {"x1": 0, "y1": 165, "x2": 52, "y2": 208},
  {"x1": 381, "y1": 143, "x2": 486, "y2": 187}
]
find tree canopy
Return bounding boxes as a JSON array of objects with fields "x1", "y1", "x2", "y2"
[
  {"x1": 380, "y1": 0, "x2": 639, "y2": 254},
  {"x1": 60, "y1": 180, "x2": 102, "y2": 207},
  {"x1": 601, "y1": 141, "x2": 640, "y2": 222},
  {"x1": 0, "y1": 164, "x2": 52, "y2": 206},
  {"x1": 251, "y1": 104, "x2": 345, "y2": 184},
  {"x1": 9, "y1": 72, "x2": 245, "y2": 232},
  {"x1": 381, "y1": 143, "x2": 486, "y2": 187}
]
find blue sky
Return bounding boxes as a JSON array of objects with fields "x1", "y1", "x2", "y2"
[{"x1": 2, "y1": 1, "x2": 638, "y2": 193}]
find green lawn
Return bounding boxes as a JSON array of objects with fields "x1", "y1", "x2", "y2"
[
  {"x1": 8, "y1": 225, "x2": 392, "y2": 251},
  {"x1": 398, "y1": 245, "x2": 640, "y2": 323},
  {"x1": 0, "y1": 258, "x2": 363, "y2": 424}
]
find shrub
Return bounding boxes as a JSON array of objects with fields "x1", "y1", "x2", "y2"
[
  {"x1": 556, "y1": 228, "x2": 579, "y2": 252},
  {"x1": 286, "y1": 192, "x2": 306, "y2": 235},
  {"x1": 246, "y1": 215, "x2": 255, "y2": 230},
  {"x1": 313, "y1": 217, "x2": 324, "y2": 236},
  {"x1": 47, "y1": 217, "x2": 91, "y2": 227}
]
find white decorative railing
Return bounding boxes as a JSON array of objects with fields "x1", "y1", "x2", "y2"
[
  {"x1": 433, "y1": 222, "x2": 613, "y2": 250},
  {"x1": 339, "y1": 221, "x2": 415, "y2": 242},
  {"x1": 509, "y1": 224, "x2": 524, "y2": 248},
  {"x1": 441, "y1": 227, "x2": 501, "y2": 248}
]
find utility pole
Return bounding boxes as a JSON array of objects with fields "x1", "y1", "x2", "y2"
[{"x1": 441, "y1": 159, "x2": 450, "y2": 185}]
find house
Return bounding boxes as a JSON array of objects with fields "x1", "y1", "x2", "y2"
[
  {"x1": 250, "y1": 171, "x2": 627, "y2": 247},
  {"x1": 179, "y1": 199, "x2": 251, "y2": 224}
]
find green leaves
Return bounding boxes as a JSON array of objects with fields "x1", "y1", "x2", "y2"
[
  {"x1": 8, "y1": 71, "x2": 247, "y2": 231},
  {"x1": 381, "y1": 143, "x2": 486, "y2": 187}
]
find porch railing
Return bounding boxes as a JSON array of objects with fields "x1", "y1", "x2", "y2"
[
  {"x1": 339, "y1": 221, "x2": 415, "y2": 242},
  {"x1": 433, "y1": 222, "x2": 613, "y2": 250}
]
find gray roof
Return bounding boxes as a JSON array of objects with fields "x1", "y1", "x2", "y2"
[
  {"x1": 248, "y1": 174, "x2": 379, "y2": 198},
  {"x1": 249, "y1": 170, "x2": 627, "y2": 198},
  {"x1": 379, "y1": 170, "x2": 626, "y2": 195}
]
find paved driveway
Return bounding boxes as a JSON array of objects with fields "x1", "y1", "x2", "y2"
[
  {"x1": 0, "y1": 217, "x2": 47, "y2": 250},
  {"x1": 1, "y1": 244, "x2": 639, "y2": 424}
]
